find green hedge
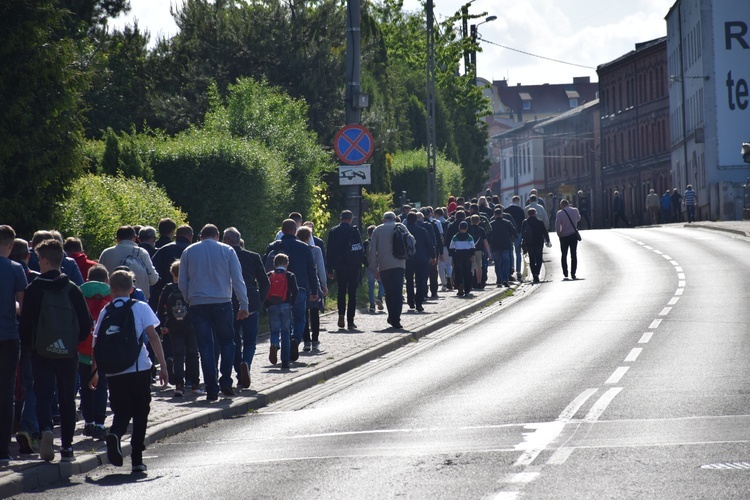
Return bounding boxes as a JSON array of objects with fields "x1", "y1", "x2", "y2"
[
  {"x1": 389, "y1": 149, "x2": 463, "y2": 208},
  {"x1": 54, "y1": 174, "x2": 188, "y2": 257}
]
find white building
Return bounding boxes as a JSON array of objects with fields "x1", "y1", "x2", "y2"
[{"x1": 666, "y1": 0, "x2": 750, "y2": 220}]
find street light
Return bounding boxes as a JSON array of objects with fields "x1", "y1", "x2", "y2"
[{"x1": 470, "y1": 15, "x2": 497, "y2": 80}]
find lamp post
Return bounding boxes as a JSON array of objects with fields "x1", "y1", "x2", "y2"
[{"x1": 470, "y1": 15, "x2": 497, "y2": 81}]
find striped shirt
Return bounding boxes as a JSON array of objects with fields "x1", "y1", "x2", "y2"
[{"x1": 684, "y1": 188, "x2": 696, "y2": 206}]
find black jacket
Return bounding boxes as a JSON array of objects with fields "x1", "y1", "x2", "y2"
[
  {"x1": 232, "y1": 245, "x2": 270, "y2": 313},
  {"x1": 150, "y1": 236, "x2": 192, "y2": 308},
  {"x1": 19, "y1": 270, "x2": 92, "y2": 352},
  {"x1": 489, "y1": 217, "x2": 518, "y2": 251},
  {"x1": 264, "y1": 234, "x2": 319, "y2": 296},
  {"x1": 521, "y1": 216, "x2": 550, "y2": 248},
  {"x1": 405, "y1": 222, "x2": 435, "y2": 263},
  {"x1": 326, "y1": 222, "x2": 362, "y2": 271}
]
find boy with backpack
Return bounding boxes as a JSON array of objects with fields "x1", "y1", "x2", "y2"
[
  {"x1": 18, "y1": 238, "x2": 92, "y2": 462},
  {"x1": 157, "y1": 260, "x2": 201, "y2": 397},
  {"x1": 264, "y1": 254, "x2": 298, "y2": 369},
  {"x1": 89, "y1": 269, "x2": 168, "y2": 473},
  {"x1": 449, "y1": 221, "x2": 476, "y2": 297},
  {"x1": 78, "y1": 264, "x2": 111, "y2": 441}
]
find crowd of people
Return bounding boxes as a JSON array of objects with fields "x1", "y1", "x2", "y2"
[{"x1": 0, "y1": 190, "x2": 587, "y2": 472}]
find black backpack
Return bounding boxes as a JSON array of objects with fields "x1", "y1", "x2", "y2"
[
  {"x1": 94, "y1": 299, "x2": 143, "y2": 374},
  {"x1": 392, "y1": 223, "x2": 416, "y2": 260},
  {"x1": 33, "y1": 282, "x2": 79, "y2": 359},
  {"x1": 264, "y1": 240, "x2": 283, "y2": 272},
  {"x1": 345, "y1": 226, "x2": 365, "y2": 267}
]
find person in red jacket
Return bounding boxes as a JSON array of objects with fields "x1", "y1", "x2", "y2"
[
  {"x1": 64, "y1": 237, "x2": 97, "y2": 282},
  {"x1": 78, "y1": 265, "x2": 111, "y2": 440}
]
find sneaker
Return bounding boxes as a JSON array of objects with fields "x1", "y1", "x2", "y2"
[
  {"x1": 348, "y1": 323, "x2": 357, "y2": 330},
  {"x1": 16, "y1": 431, "x2": 35, "y2": 454},
  {"x1": 174, "y1": 384, "x2": 184, "y2": 398},
  {"x1": 39, "y1": 430, "x2": 54, "y2": 462},
  {"x1": 206, "y1": 393, "x2": 219, "y2": 402},
  {"x1": 312, "y1": 341, "x2": 321, "y2": 350},
  {"x1": 132, "y1": 463, "x2": 148, "y2": 474},
  {"x1": 337, "y1": 315, "x2": 345, "y2": 328},
  {"x1": 83, "y1": 423, "x2": 94, "y2": 437},
  {"x1": 281, "y1": 362, "x2": 290, "y2": 369},
  {"x1": 60, "y1": 447, "x2": 74, "y2": 462},
  {"x1": 290, "y1": 339, "x2": 300, "y2": 362},
  {"x1": 415, "y1": 306, "x2": 424, "y2": 312},
  {"x1": 92, "y1": 425, "x2": 107, "y2": 441},
  {"x1": 220, "y1": 386, "x2": 235, "y2": 397},
  {"x1": 303, "y1": 342, "x2": 312, "y2": 352},
  {"x1": 369, "y1": 306, "x2": 375, "y2": 312},
  {"x1": 269, "y1": 344, "x2": 278, "y2": 365},
  {"x1": 376, "y1": 299, "x2": 383, "y2": 310},
  {"x1": 502, "y1": 281, "x2": 509, "y2": 287},
  {"x1": 191, "y1": 388, "x2": 206, "y2": 396},
  {"x1": 106, "y1": 433, "x2": 123, "y2": 467},
  {"x1": 240, "y1": 362, "x2": 251, "y2": 389},
  {"x1": 0, "y1": 456, "x2": 10, "y2": 467}
]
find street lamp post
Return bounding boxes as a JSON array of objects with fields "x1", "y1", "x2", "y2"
[{"x1": 470, "y1": 15, "x2": 497, "y2": 81}]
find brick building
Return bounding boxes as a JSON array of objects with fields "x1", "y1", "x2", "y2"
[{"x1": 597, "y1": 37, "x2": 672, "y2": 227}]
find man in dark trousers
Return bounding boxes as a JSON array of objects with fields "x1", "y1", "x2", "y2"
[
  {"x1": 612, "y1": 191, "x2": 629, "y2": 228},
  {"x1": 326, "y1": 210, "x2": 363, "y2": 330},
  {"x1": 521, "y1": 208, "x2": 551, "y2": 284},
  {"x1": 405, "y1": 211, "x2": 435, "y2": 312},
  {"x1": 223, "y1": 227, "x2": 269, "y2": 390}
]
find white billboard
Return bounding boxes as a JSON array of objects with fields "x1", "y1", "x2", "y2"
[{"x1": 714, "y1": 1, "x2": 750, "y2": 167}]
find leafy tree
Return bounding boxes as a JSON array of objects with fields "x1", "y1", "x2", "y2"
[
  {"x1": 390, "y1": 149, "x2": 463, "y2": 206},
  {"x1": 0, "y1": 0, "x2": 86, "y2": 235}
]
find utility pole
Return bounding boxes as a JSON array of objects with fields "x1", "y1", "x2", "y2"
[
  {"x1": 345, "y1": 0, "x2": 362, "y2": 224},
  {"x1": 425, "y1": 0, "x2": 437, "y2": 206}
]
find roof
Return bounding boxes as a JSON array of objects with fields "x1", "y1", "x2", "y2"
[
  {"x1": 597, "y1": 37, "x2": 667, "y2": 72},
  {"x1": 532, "y1": 99, "x2": 599, "y2": 131},
  {"x1": 493, "y1": 78, "x2": 599, "y2": 116}
]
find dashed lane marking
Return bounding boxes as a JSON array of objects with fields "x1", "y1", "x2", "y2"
[
  {"x1": 624, "y1": 348, "x2": 642, "y2": 362},
  {"x1": 605, "y1": 367, "x2": 629, "y2": 385},
  {"x1": 638, "y1": 332, "x2": 654, "y2": 343}
]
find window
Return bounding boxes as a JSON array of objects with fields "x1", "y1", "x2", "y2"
[
  {"x1": 523, "y1": 101, "x2": 531, "y2": 110},
  {"x1": 569, "y1": 98, "x2": 578, "y2": 108}
]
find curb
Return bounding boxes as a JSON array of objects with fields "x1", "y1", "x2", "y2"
[
  {"x1": 0, "y1": 275, "x2": 539, "y2": 498},
  {"x1": 683, "y1": 223, "x2": 749, "y2": 237}
]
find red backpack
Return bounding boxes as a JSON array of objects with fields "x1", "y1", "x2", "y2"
[{"x1": 266, "y1": 271, "x2": 288, "y2": 305}]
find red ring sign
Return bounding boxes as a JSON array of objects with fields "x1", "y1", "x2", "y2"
[{"x1": 334, "y1": 124, "x2": 374, "y2": 165}]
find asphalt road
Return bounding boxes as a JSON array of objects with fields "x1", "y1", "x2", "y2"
[{"x1": 19, "y1": 226, "x2": 750, "y2": 499}]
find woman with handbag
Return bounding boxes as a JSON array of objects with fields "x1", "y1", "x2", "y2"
[{"x1": 555, "y1": 199, "x2": 582, "y2": 280}]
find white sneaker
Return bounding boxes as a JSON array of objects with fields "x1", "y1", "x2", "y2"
[
  {"x1": 312, "y1": 341, "x2": 321, "y2": 350},
  {"x1": 303, "y1": 342, "x2": 312, "y2": 352}
]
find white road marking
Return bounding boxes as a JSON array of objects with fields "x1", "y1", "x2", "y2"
[
  {"x1": 624, "y1": 348, "x2": 642, "y2": 362},
  {"x1": 669, "y1": 260, "x2": 679, "y2": 265},
  {"x1": 556, "y1": 388, "x2": 599, "y2": 421},
  {"x1": 584, "y1": 387, "x2": 623, "y2": 421},
  {"x1": 546, "y1": 447, "x2": 574, "y2": 465},
  {"x1": 675, "y1": 288, "x2": 684, "y2": 296},
  {"x1": 493, "y1": 492, "x2": 520, "y2": 500},
  {"x1": 605, "y1": 367, "x2": 629, "y2": 385},
  {"x1": 638, "y1": 332, "x2": 653, "y2": 343},
  {"x1": 513, "y1": 422, "x2": 566, "y2": 466},
  {"x1": 507, "y1": 472, "x2": 541, "y2": 483},
  {"x1": 678, "y1": 280, "x2": 686, "y2": 287},
  {"x1": 662, "y1": 255, "x2": 672, "y2": 260},
  {"x1": 675, "y1": 266, "x2": 683, "y2": 272},
  {"x1": 644, "y1": 245, "x2": 653, "y2": 249},
  {"x1": 648, "y1": 319, "x2": 663, "y2": 329},
  {"x1": 668, "y1": 297, "x2": 679, "y2": 305},
  {"x1": 659, "y1": 307, "x2": 672, "y2": 316},
  {"x1": 653, "y1": 250, "x2": 663, "y2": 255},
  {"x1": 677, "y1": 273, "x2": 686, "y2": 280}
]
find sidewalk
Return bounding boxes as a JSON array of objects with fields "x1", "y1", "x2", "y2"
[
  {"x1": 0, "y1": 265, "x2": 534, "y2": 497},
  {"x1": 683, "y1": 219, "x2": 750, "y2": 237}
]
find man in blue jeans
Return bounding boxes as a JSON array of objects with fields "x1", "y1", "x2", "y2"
[
  {"x1": 0, "y1": 226, "x2": 27, "y2": 465},
  {"x1": 179, "y1": 224, "x2": 249, "y2": 401},
  {"x1": 263, "y1": 219, "x2": 319, "y2": 361},
  {"x1": 368, "y1": 212, "x2": 410, "y2": 329}
]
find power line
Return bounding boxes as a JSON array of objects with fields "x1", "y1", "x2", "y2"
[{"x1": 479, "y1": 37, "x2": 596, "y2": 70}]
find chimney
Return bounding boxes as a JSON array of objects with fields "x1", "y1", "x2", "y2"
[{"x1": 573, "y1": 76, "x2": 591, "y2": 84}]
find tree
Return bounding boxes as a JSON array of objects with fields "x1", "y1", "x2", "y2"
[{"x1": 0, "y1": 0, "x2": 86, "y2": 235}]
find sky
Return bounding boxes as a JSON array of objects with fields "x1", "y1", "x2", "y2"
[{"x1": 110, "y1": 0, "x2": 676, "y2": 85}]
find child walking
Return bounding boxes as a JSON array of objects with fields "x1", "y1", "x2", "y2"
[
  {"x1": 265, "y1": 254, "x2": 298, "y2": 369},
  {"x1": 90, "y1": 269, "x2": 168, "y2": 473}
]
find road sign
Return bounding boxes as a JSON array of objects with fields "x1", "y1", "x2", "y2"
[
  {"x1": 338, "y1": 164, "x2": 371, "y2": 186},
  {"x1": 334, "y1": 124, "x2": 374, "y2": 165}
]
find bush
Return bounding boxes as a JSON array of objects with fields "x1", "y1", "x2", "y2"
[
  {"x1": 389, "y1": 149, "x2": 463, "y2": 207},
  {"x1": 54, "y1": 174, "x2": 188, "y2": 257},
  {"x1": 361, "y1": 189, "x2": 394, "y2": 230},
  {"x1": 146, "y1": 129, "x2": 292, "y2": 253}
]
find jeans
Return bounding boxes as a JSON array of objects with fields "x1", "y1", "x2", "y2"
[
  {"x1": 405, "y1": 259, "x2": 429, "y2": 308},
  {"x1": 380, "y1": 267, "x2": 405, "y2": 325},
  {"x1": 661, "y1": 208, "x2": 671, "y2": 223},
  {"x1": 18, "y1": 347, "x2": 38, "y2": 436},
  {"x1": 492, "y1": 249, "x2": 511, "y2": 283},
  {"x1": 438, "y1": 248, "x2": 452, "y2": 286},
  {"x1": 32, "y1": 354, "x2": 78, "y2": 448},
  {"x1": 686, "y1": 204, "x2": 695, "y2": 223},
  {"x1": 78, "y1": 362, "x2": 107, "y2": 425},
  {"x1": 108, "y1": 370, "x2": 151, "y2": 466},
  {"x1": 189, "y1": 302, "x2": 236, "y2": 396},
  {"x1": 233, "y1": 312, "x2": 259, "y2": 380},
  {"x1": 528, "y1": 245, "x2": 544, "y2": 279},
  {"x1": 268, "y1": 303, "x2": 292, "y2": 363},
  {"x1": 292, "y1": 288, "x2": 307, "y2": 344},
  {"x1": 512, "y1": 234, "x2": 523, "y2": 277},
  {"x1": 0, "y1": 339, "x2": 20, "y2": 457},
  {"x1": 559, "y1": 234, "x2": 579, "y2": 278},
  {"x1": 335, "y1": 269, "x2": 359, "y2": 323},
  {"x1": 367, "y1": 267, "x2": 384, "y2": 308}
]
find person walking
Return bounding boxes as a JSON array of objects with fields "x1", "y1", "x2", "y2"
[
  {"x1": 368, "y1": 212, "x2": 410, "y2": 329},
  {"x1": 645, "y1": 189, "x2": 660, "y2": 225},
  {"x1": 671, "y1": 188, "x2": 683, "y2": 222},
  {"x1": 660, "y1": 191, "x2": 672, "y2": 223},
  {"x1": 449, "y1": 221, "x2": 475, "y2": 296},
  {"x1": 99, "y1": 226, "x2": 159, "y2": 301},
  {"x1": 404, "y1": 212, "x2": 434, "y2": 312},
  {"x1": 179, "y1": 224, "x2": 249, "y2": 401},
  {"x1": 577, "y1": 190, "x2": 592, "y2": 230},
  {"x1": 521, "y1": 208, "x2": 551, "y2": 284},
  {"x1": 683, "y1": 184, "x2": 698, "y2": 223},
  {"x1": 489, "y1": 207, "x2": 517, "y2": 287},
  {"x1": 326, "y1": 210, "x2": 363, "y2": 330},
  {"x1": 556, "y1": 199, "x2": 581, "y2": 280},
  {"x1": 612, "y1": 191, "x2": 629, "y2": 228}
]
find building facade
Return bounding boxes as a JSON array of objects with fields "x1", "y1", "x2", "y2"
[
  {"x1": 598, "y1": 37, "x2": 672, "y2": 227},
  {"x1": 666, "y1": 0, "x2": 750, "y2": 221}
]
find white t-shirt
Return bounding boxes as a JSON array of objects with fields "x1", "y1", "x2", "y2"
[{"x1": 93, "y1": 296, "x2": 160, "y2": 376}]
